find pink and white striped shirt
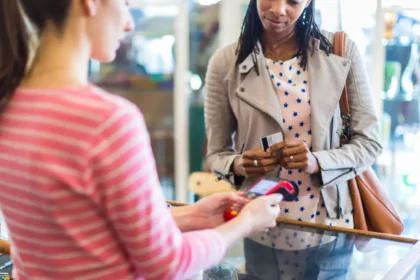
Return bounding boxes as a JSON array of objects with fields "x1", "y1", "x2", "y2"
[{"x1": 0, "y1": 85, "x2": 226, "y2": 280}]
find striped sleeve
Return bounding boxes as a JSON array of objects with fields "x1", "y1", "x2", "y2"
[{"x1": 85, "y1": 103, "x2": 226, "y2": 280}]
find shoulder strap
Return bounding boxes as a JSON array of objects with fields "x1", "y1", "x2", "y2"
[{"x1": 333, "y1": 31, "x2": 350, "y2": 115}]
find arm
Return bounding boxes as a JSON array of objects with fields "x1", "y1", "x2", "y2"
[
  {"x1": 170, "y1": 206, "x2": 199, "y2": 232},
  {"x1": 87, "y1": 104, "x2": 248, "y2": 280},
  {"x1": 312, "y1": 40, "x2": 383, "y2": 187},
  {"x1": 205, "y1": 48, "x2": 243, "y2": 185}
]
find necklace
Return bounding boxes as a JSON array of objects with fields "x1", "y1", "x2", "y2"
[{"x1": 264, "y1": 45, "x2": 299, "y2": 62}]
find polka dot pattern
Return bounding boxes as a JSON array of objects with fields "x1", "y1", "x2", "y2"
[{"x1": 249, "y1": 56, "x2": 353, "y2": 251}]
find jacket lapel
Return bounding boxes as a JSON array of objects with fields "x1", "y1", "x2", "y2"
[
  {"x1": 234, "y1": 39, "x2": 351, "y2": 147},
  {"x1": 308, "y1": 43, "x2": 350, "y2": 152},
  {"x1": 235, "y1": 43, "x2": 284, "y2": 129}
]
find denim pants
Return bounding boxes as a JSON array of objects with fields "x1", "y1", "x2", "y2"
[{"x1": 244, "y1": 235, "x2": 354, "y2": 280}]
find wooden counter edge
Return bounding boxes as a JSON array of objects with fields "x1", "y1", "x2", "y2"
[
  {"x1": 0, "y1": 200, "x2": 414, "y2": 257},
  {"x1": 167, "y1": 200, "x2": 418, "y2": 245}
]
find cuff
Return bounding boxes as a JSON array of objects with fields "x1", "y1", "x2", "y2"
[
  {"x1": 313, "y1": 151, "x2": 355, "y2": 187},
  {"x1": 215, "y1": 154, "x2": 244, "y2": 187}
]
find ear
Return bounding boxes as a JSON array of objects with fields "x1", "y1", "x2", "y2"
[{"x1": 80, "y1": 0, "x2": 100, "y2": 16}]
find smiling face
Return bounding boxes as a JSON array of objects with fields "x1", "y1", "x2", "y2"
[{"x1": 257, "y1": 0, "x2": 310, "y2": 35}]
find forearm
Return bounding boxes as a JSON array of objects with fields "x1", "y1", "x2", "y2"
[
  {"x1": 214, "y1": 216, "x2": 251, "y2": 248},
  {"x1": 312, "y1": 139, "x2": 381, "y2": 186},
  {"x1": 313, "y1": 139, "x2": 381, "y2": 170},
  {"x1": 207, "y1": 151, "x2": 239, "y2": 176},
  {"x1": 171, "y1": 205, "x2": 199, "y2": 232}
]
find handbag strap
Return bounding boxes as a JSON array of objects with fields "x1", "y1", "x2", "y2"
[{"x1": 333, "y1": 31, "x2": 351, "y2": 144}]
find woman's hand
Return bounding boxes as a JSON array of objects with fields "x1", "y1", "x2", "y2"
[
  {"x1": 238, "y1": 194, "x2": 282, "y2": 234},
  {"x1": 188, "y1": 192, "x2": 247, "y2": 229},
  {"x1": 233, "y1": 147, "x2": 279, "y2": 178},
  {"x1": 213, "y1": 194, "x2": 282, "y2": 249},
  {"x1": 268, "y1": 140, "x2": 320, "y2": 174}
]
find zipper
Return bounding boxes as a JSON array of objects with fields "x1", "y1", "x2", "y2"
[
  {"x1": 325, "y1": 114, "x2": 348, "y2": 219},
  {"x1": 330, "y1": 116, "x2": 334, "y2": 152},
  {"x1": 336, "y1": 185, "x2": 344, "y2": 219},
  {"x1": 321, "y1": 166, "x2": 355, "y2": 171},
  {"x1": 321, "y1": 167, "x2": 356, "y2": 187},
  {"x1": 214, "y1": 170, "x2": 233, "y2": 182}
]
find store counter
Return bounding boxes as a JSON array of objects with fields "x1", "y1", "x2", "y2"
[
  {"x1": 167, "y1": 201, "x2": 420, "y2": 280},
  {"x1": 0, "y1": 203, "x2": 419, "y2": 280}
]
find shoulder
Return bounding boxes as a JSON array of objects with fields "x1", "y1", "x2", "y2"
[
  {"x1": 13, "y1": 85, "x2": 140, "y2": 122},
  {"x1": 78, "y1": 86, "x2": 145, "y2": 136},
  {"x1": 321, "y1": 29, "x2": 335, "y2": 42},
  {"x1": 320, "y1": 29, "x2": 359, "y2": 58},
  {"x1": 208, "y1": 42, "x2": 238, "y2": 75},
  {"x1": 320, "y1": 29, "x2": 355, "y2": 45},
  {"x1": 67, "y1": 87, "x2": 149, "y2": 155},
  {"x1": 81, "y1": 85, "x2": 140, "y2": 116},
  {"x1": 19, "y1": 85, "x2": 143, "y2": 133},
  {"x1": 64, "y1": 86, "x2": 141, "y2": 127},
  {"x1": 10, "y1": 86, "x2": 146, "y2": 165}
]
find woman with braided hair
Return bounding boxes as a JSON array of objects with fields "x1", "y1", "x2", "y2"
[{"x1": 205, "y1": 0, "x2": 382, "y2": 277}]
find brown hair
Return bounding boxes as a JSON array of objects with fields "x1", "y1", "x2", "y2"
[{"x1": 0, "y1": 0, "x2": 72, "y2": 112}]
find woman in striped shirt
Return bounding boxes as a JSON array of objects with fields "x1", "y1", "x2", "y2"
[{"x1": 0, "y1": 0, "x2": 283, "y2": 279}]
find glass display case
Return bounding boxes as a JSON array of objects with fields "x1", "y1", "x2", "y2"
[
  {"x1": 0, "y1": 201, "x2": 419, "y2": 280},
  {"x1": 200, "y1": 220, "x2": 420, "y2": 280},
  {"x1": 166, "y1": 201, "x2": 420, "y2": 280},
  {"x1": 374, "y1": 7, "x2": 420, "y2": 239}
]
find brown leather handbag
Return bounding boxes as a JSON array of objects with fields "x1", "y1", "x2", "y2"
[{"x1": 333, "y1": 31, "x2": 404, "y2": 235}]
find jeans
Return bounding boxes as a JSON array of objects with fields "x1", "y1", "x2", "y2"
[{"x1": 244, "y1": 234, "x2": 354, "y2": 280}]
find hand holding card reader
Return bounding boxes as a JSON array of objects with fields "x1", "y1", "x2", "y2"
[{"x1": 223, "y1": 177, "x2": 299, "y2": 221}]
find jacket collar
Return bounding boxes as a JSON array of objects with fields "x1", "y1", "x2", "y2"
[
  {"x1": 235, "y1": 37, "x2": 350, "y2": 152},
  {"x1": 238, "y1": 38, "x2": 322, "y2": 74}
]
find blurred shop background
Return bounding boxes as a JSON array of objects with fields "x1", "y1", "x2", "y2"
[{"x1": 88, "y1": 0, "x2": 420, "y2": 241}]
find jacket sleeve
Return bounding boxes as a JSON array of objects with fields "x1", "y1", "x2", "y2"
[
  {"x1": 312, "y1": 38, "x2": 383, "y2": 187},
  {"x1": 204, "y1": 47, "x2": 242, "y2": 186}
]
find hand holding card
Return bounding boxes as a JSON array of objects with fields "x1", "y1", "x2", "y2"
[
  {"x1": 260, "y1": 132, "x2": 284, "y2": 151},
  {"x1": 232, "y1": 147, "x2": 279, "y2": 178},
  {"x1": 268, "y1": 139, "x2": 320, "y2": 174}
]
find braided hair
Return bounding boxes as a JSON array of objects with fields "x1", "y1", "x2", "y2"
[{"x1": 235, "y1": 0, "x2": 333, "y2": 74}]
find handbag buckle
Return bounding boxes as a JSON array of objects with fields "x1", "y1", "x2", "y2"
[{"x1": 340, "y1": 113, "x2": 351, "y2": 143}]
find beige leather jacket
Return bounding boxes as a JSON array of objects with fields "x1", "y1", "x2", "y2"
[{"x1": 204, "y1": 31, "x2": 382, "y2": 219}]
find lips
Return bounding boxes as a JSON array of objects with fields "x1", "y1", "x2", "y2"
[{"x1": 264, "y1": 15, "x2": 285, "y2": 25}]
